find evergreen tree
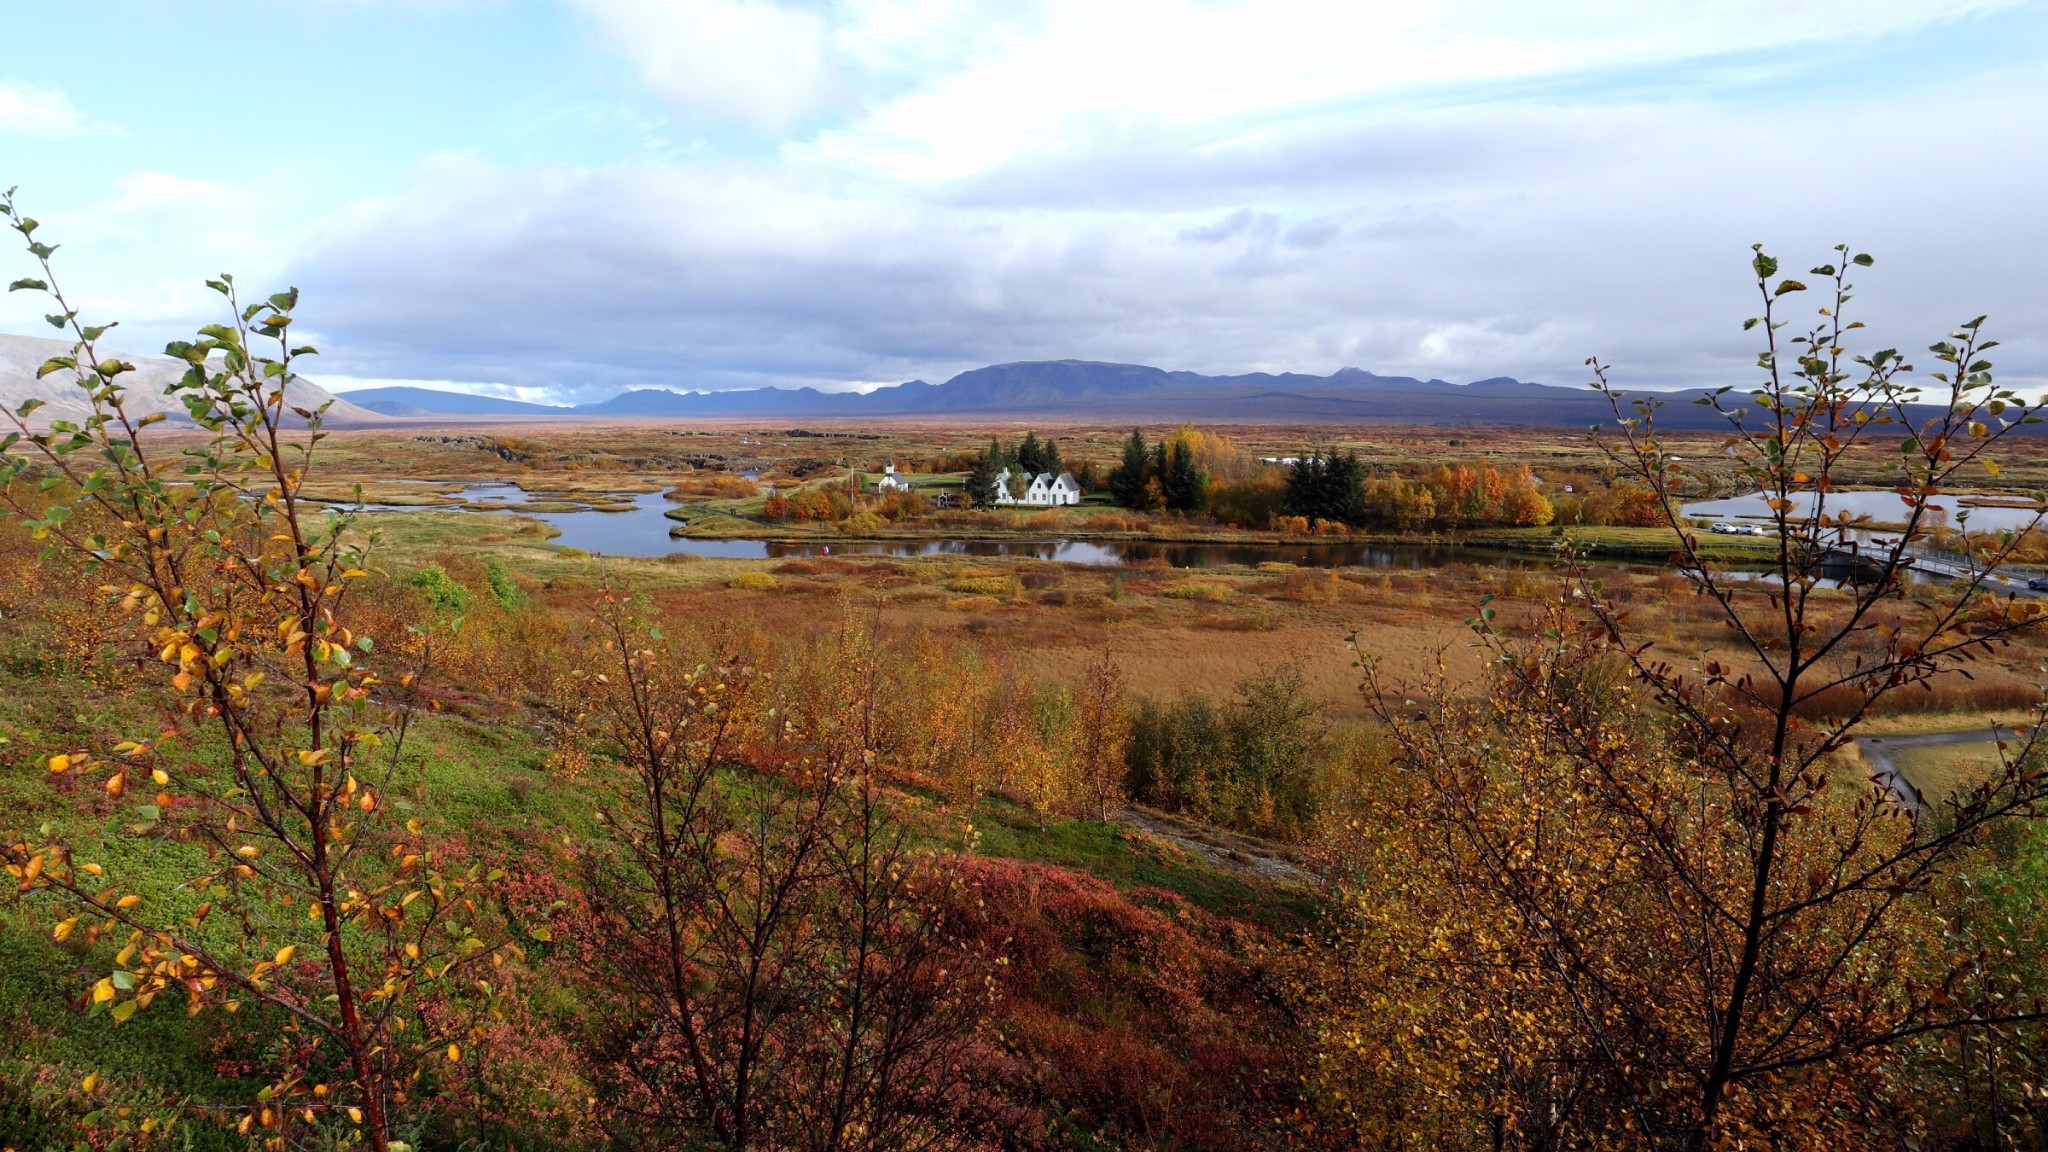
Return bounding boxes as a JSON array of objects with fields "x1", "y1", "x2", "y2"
[
  {"x1": 1325, "y1": 450, "x2": 1368, "y2": 524},
  {"x1": 1163, "y1": 439, "x2": 1208, "y2": 513},
  {"x1": 1283, "y1": 449, "x2": 1368, "y2": 525},
  {"x1": 965, "y1": 447, "x2": 1005, "y2": 508},
  {"x1": 1016, "y1": 431, "x2": 1048, "y2": 475},
  {"x1": 1108, "y1": 427, "x2": 1150, "y2": 507}
]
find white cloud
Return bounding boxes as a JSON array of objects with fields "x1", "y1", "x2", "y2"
[
  {"x1": 572, "y1": 0, "x2": 841, "y2": 131},
  {"x1": 0, "y1": 172, "x2": 291, "y2": 358},
  {"x1": 0, "y1": 81, "x2": 118, "y2": 138},
  {"x1": 282, "y1": 41, "x2": 2048, "y2": 404},
  {"x1": 20, "y1": 2, "x2": 2039, "y2": 406}
]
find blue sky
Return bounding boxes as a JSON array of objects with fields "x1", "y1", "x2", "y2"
[{"x1": 4, "y1": 0, "x2": 2046, "y2": 404}]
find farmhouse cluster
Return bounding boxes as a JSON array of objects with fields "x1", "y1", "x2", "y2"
[{"x1": 991, "y1": 466, "x2": 1082, "y2": 506}]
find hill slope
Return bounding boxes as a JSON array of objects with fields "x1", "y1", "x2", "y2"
[
  {"x1": 340, "y1": 385, "x2": 566, "y2": 417},
  {"x1": 0, "y1": 332, "x2": 386, "y2": 427}
]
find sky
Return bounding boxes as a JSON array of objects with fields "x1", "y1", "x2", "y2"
[{"x1": 2, "y1": 0, "x2": 2045, "y2": 405}]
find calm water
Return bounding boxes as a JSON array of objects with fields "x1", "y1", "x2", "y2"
[
  {"x1": 340, "y1": 484, "x2": 1557, "y2": 569},
  {"x1": 341, "y1": 483, "x2": 2043, "y2": 577},
  {"x1": 1682, "y1": 491, "x2": 2048, "y2": 534}
]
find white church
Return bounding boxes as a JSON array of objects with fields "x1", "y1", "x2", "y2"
[
  {"x1": 992, "y1": 467, "x2": 1083, "y2": 507},
  {"x1": 873, "y1": 460, "x2": 914, "y2": 494}
]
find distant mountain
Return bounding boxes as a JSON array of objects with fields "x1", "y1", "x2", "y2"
[
  {"x1": 341, "y1": 385, "x2": 567, "y2": 417},
  {"x1": 0, "y1": 332, "x2": 385, "y2": 427},
  {"x1": 183, "y1": 357, "x2": 1976, "y2": 431},
  {"x1": 536, "y1": 359, "x2": 1686, "y2": 426}
]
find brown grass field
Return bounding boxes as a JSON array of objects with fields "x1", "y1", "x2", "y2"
[{"x1": 110, "y1": 418, "x2": 2048, "y2": 725}]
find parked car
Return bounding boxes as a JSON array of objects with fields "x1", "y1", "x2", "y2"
[{"x1": 2026, "y1": 576, "x2": 2048, "y2": 592}]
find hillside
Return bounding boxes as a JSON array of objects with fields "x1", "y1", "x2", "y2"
[{"x1": 0, "y1": 332, "x2": 386, "y2": 427}]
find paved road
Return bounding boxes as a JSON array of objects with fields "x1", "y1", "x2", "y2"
[{"x1": 1853, "y1": 726, "x2": 2025, "y2": 815}]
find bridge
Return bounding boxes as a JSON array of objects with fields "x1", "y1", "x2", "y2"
[{"x1": 1816, "y1": 534, "x2": 2045, "y2": 595}]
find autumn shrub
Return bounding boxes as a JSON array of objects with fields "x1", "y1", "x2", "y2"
[
  {"x1": 728, "y1": 571, "x2": 777, "y2": 590},
  {"x1": 561, "y1": 604, "x2": 997, "y2": 1151},
  {"x1": 1162, "y1": 581, "x2": 1231, "y2": 602},
  {"x1": 410, "y1": 562, "x2": 473, "y2": 614},
  {"x1": 840, "y1": 509, "x2": 889, "y2": 534},
  {"x1": 1208, "y1": 470, "x2": 1287, "y2": 528},
  {"x1": 949, "y1": 574, "x2": 1021, "y2": 598},
  {"x1": 667, "y1": 471, "x2": 759, "y2": 500},
  {"x1": 1303, "y1": 249, "x2": 2048, "y2": 1149},
  {"x1": 1126, "y1": 665, "x2": 1328, "y2": 840},
  {"x1": 944, "y1": 856, "x2": 1323, "y2": 1151}
]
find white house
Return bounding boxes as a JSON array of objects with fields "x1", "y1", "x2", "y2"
[
  {"x1": 993, "y1": 467, "x2": 1082, "y2": 507},
  {"x1": 873, "y1": 459, "x2": 913, "y2": 494}
]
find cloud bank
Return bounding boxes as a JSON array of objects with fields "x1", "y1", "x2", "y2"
[{"x1": 13, "y1": 4, "x2": 2048, "y2": 405}]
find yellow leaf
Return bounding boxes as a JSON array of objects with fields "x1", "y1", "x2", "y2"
[
  {"x1": 48, "y1": 754, "x2": 70, "y2": 773},
  {"x1": 151, "y1": 768, "x2": 169, "y2": 786},
  {"x1": 274, "y1": 945, "x2": 296, "y2": 965},
  {"x1": 348, "y1": 1106, "x2": 363, "y2": 1124},
  {"x1": 297, "y1": 748, "x2": 332, "y2": 767},
  {"x1": 81, "y1": 1071, "x2": 99, "y2": 1094},
  {"x1": 115, "y1": 894, "x2": 142, "y2": 909},
  {"x1": 93, "y1": 978, "x2": 116, "y2": 1003},
  {"x1": 446, "y1": 1043, "x2": 462, "y2": 1062},
  {"x1": 1986, "y1": 459, "x2": 2001, "y2": 477}
]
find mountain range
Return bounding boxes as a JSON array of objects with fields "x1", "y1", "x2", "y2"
[
  {"x1": 2, "y1": 336, "x2": 1974, "y2": 432},
  {"x1": 342, "y1": 360, "x2": 1753, "y2": 428}
]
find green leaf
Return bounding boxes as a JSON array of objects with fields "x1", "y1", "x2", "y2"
[
  {"x1": 7, "y1": 277, "x2": 46, "y2": 292},
  {"x1": 1773, "y1": 279, "x2": 1807, "y2": 296},
  {"x1": 1852, "y1": 253, "x2": 1874, "y2": 266}
]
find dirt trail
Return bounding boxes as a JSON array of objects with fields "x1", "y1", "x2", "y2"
[{"x1": 1118, "y1": 806, "x2": 1313, "y2": 885}]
